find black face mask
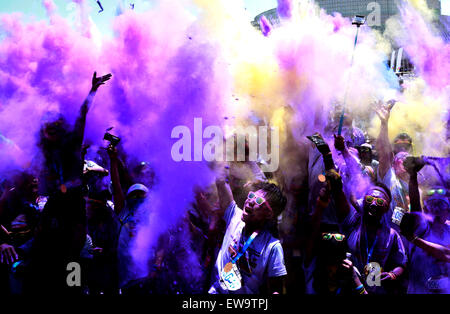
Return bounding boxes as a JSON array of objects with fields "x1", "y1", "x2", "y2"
[{"x1": 364, "y1": 204, "x2": 384, "y2": 225}]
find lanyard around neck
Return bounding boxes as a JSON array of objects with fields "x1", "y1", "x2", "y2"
[
  {"x1": 365, "y1": 230, "x2": 378, "y2": 265},
  {"x1": 231, "y1": 231, "x2": 258, "y2": 264}
]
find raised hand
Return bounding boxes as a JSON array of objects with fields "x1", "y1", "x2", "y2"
[
  {"x1": 334, "y1": 134, "x2": 346, "y2": 152},
  {"x1": 106, "y1": 144, "x2": 118, "y2": 160},
  {"x1": 403, "y1": 156, "x2": 426, "y2": 175},
  {"x1": 91, "y1": 72, "x2": 112, "y2": 92},
  {"x1": 374, "y1": 99, "x2": 396, "y2": 124},
  {"x1": 307, "y1": 132, "x2": 330, "y2": 156}
]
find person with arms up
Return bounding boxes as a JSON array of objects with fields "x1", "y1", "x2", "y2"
[{"x1": 209, "y1": 164, "x2": 287, "y2": 294}]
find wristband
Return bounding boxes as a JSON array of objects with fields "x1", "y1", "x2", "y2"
[{"x1": 355, "y1": 284, "x2": 364, "y2": 291}]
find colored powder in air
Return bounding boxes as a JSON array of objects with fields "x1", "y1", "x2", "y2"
[
  {"x1": 259, "y1": 15, "x2": 272, "y2": 37},
  {"x1": 0, "y1": 0, "x2": 448, "y2": 288}
]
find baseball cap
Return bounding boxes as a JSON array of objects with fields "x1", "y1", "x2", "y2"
[{"x1": 126, "y1": 183, "x2": 149, "y2": 196}]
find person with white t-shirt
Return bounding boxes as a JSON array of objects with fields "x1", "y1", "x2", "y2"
[
  {"x1": 375, "y1": 100, "x2": 410, "y2": 229},
  {"x1": 209, "y1": 172, "x2": 287, "y2": 294}
]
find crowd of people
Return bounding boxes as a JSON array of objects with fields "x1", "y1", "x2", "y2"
[{"x1": 0, "y1": 72, "x2": 448, "y2": 295}]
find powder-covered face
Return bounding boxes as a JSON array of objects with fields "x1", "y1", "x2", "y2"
[{"x1": 393, "y1": 153, "x2": 409, "y2": 178}]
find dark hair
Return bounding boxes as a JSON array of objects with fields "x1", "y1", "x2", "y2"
[
  {"x1": 368, "y1": 182, "x2": 392, "y2": 205},
  {"x1": 313, "y1": 225, "x2": 350, "y2": 294},
  {"x1": 253, "y1": 182, "x2": 287, "y2": 218},
  {"x1": 37, "y1": 115, "x2": 69, "y2": 157}
]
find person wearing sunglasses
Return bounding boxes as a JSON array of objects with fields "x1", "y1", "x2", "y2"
[
  {"x1": 331, "y1": 174, "x2": 407, "y2": 294},
  {"x1": 306, "y1": 129, "x2": 407, "y2": 293},
  {"x1": 393, "y1": 133, "x2": 413, "y2": 156},
  {"x1": 303, "y1": 183, "x2": 367, "y2": 295},
  {"x1": 400, "y1": 158, "x2": 450, "y2": 293},
  {"x1": 209, "y1": 171, "x2": 287, "y2": 294},
  {"x1": 314, "y1": 231, "x2": 368, "y2": 295}
]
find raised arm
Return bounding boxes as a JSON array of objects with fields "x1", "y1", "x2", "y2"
[
  {"x1": 304, "y1": 185, "x2": 330, "y2": 267},
  {"x1": 73, "y1": 72, "x2": 112, "y2": 142},
  {"x1": 107, "y1": 145, "x2": 125, "y2": 214},
  {"x1": 334, "y1": 134, "x2": 364, "y2": 178},
  {"x1": 215, "y1": 164, "x2": 234, "y2": 212},
  {"x1": 403, "y1": 156, "x2": 426, "y2": 212},
  {"x1": 307, "y1": 133, "x2": 351, "y2": 221},
  {"x1": 375, "y1": 100, "x2": 395, "y2": 179}
]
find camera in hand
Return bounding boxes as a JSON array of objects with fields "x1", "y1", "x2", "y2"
[
  {"x1": 352, "y1": 15, "x2": 366, "y2": 26},
  {"x1": 104, "y1": 132, "x2": 120, "y2": 147},
  {"x1": 403, "y1": 156, "x2": 426, "y2": 173},
  {"x1": 306, "y1": 133, "x2": 327, "y2": 148},
  {"x1": 352, "y1": 15, "x2": 366, "y2": 27}
]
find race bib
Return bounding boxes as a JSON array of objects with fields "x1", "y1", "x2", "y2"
[{"x1": 220, "y1": 262, "x2": 242, "y2": 291}]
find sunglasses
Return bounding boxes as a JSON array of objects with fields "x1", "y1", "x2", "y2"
[
  {"x1": 365, "y1": 195, "x2": 387, "y2": 207},
  {"x1": 394, "y1": 140, "x2": 412, "y2": 145},
  {"x1": 322, "y1": 233, "x2": 345, "y2": 241},
  {"x1": 247, "y1": 192, "x2": 272, "y2": 211},
  {"x1": 427, "y1": 189, "x2": 446, "y2": 196}
]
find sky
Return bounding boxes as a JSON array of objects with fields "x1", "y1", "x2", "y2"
[{"x1": 0, "y1": 0, "x2": 278, "y2": 26}]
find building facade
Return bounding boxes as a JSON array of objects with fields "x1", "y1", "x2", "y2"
[
  {"x1": 316, "y1": 0, "x2": 398, "y2": 29},
  {"x1": 251, "y1": 1, "x2": 448, "y2": 75}
]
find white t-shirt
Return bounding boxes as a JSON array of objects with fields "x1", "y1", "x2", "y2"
[
  {"x1": 209, "y1": 202, "x2": 287, "y2": 294},
  {"x1": 378, "y1": 167, "x2": 409, "y2": 230}
]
